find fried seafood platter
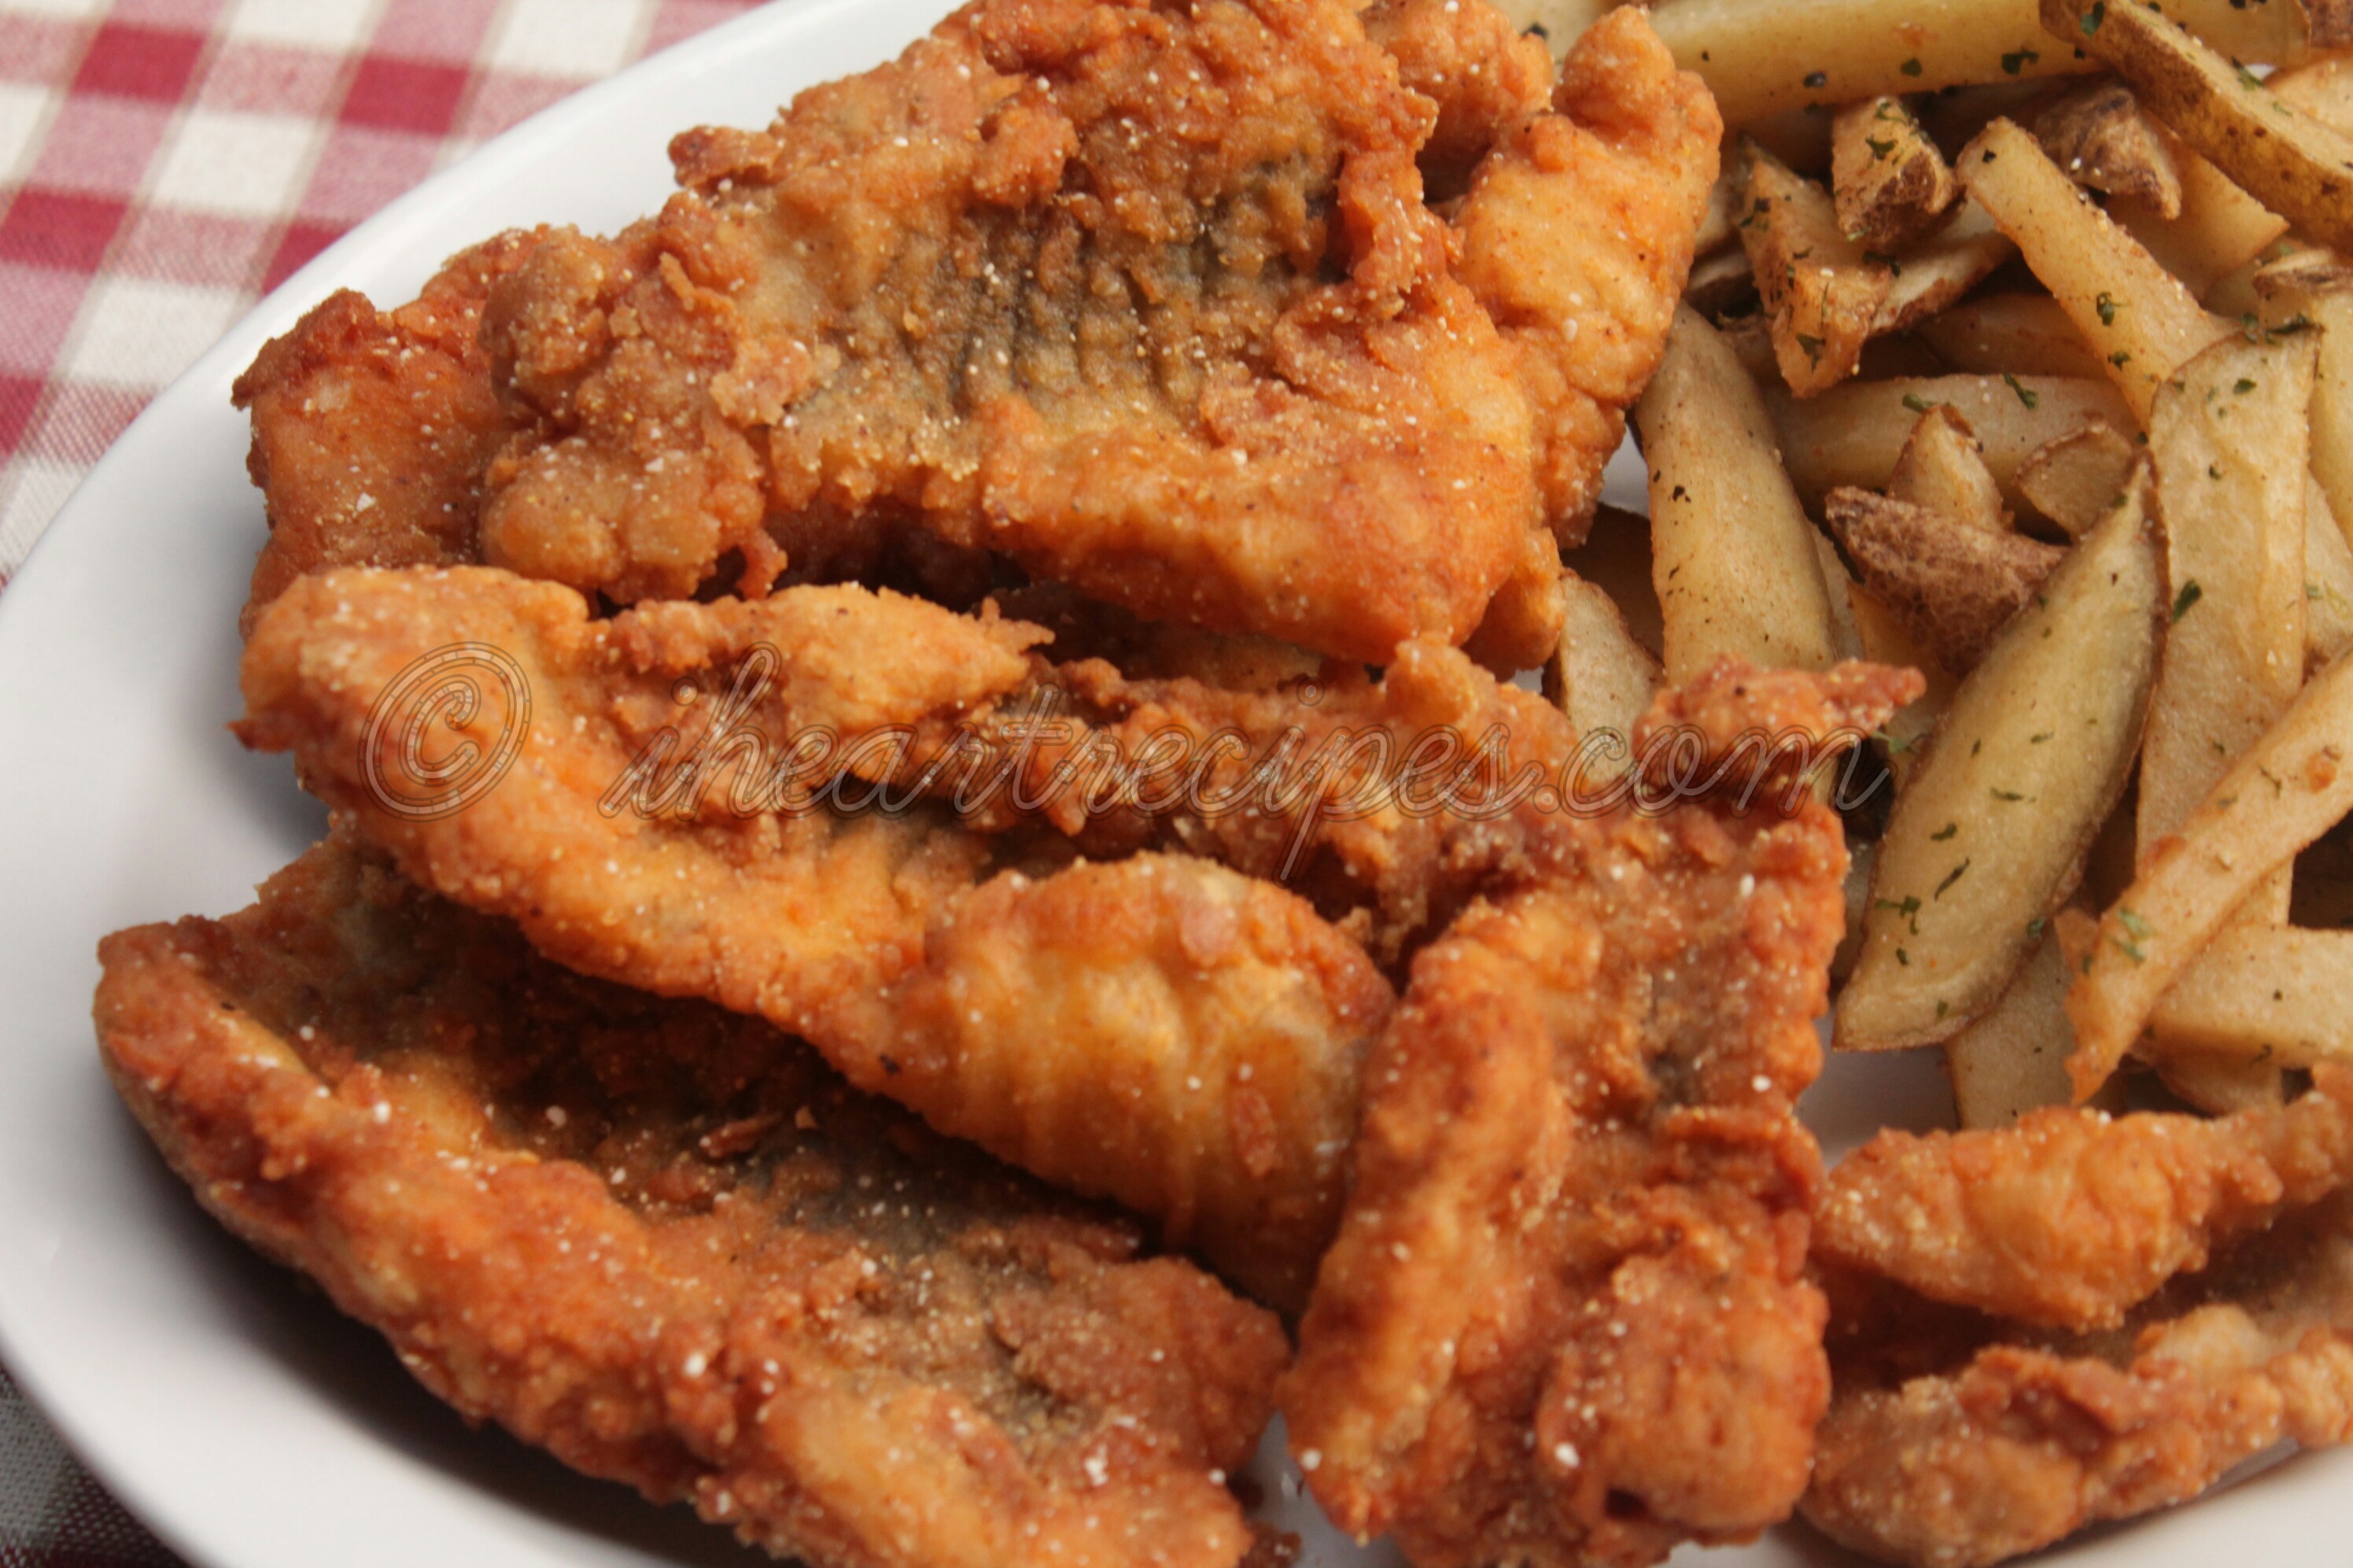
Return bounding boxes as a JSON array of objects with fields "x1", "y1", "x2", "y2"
[{"x1": 82, "y1": 0, "x2": 2353, "y2": 1564}]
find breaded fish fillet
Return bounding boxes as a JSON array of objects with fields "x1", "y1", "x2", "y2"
[
  {"x1": 1279, "y1": 665, "x2": 1919, "y2": 1568},
  {"x1": 234, "y1": 0, "x2": 1719, "y2": 666},
  {"x1": 96, "y1": 835, "x2": 1290, "y2": 1568},
  {"x1": 238, "y1": 567, "x2": 1392, "y2": 1308},
  {"x1": 1816, "y1": 1068, "x2": 2353, "y2": 1332},
  {"x1": 1808, "y1": 1190, "x2": 2353, "y2": 1568}
]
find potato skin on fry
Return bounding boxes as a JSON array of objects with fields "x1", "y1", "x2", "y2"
[
  {"x1": 1825, "y1": 488, "x2": 2063, "y2": 673},
  {"x1": 1831, "y1": 97, "x2": 1959, "y2": 251},
  {"x1": 1839, "y1": 478, "x2": 2165, "y2": 1052},
  {"x1": 2051, "y1": 0, "x2": 2353, "y2": 255}
]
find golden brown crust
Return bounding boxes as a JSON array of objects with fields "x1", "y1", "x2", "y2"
[
  {"x1": 235, "y1": 0, "x2": 1720, "y2": 667},
  {"x1": 1816, "y1": 1069, "x2": 2353, "y2": 1331},
  {"x1": 96, "y1": 836, "x2": 1288, "y2": 1568},
  {"x1": 1809, "y1": 1192, "x2": 2353, "y2": 1568},
  {"x1": 233, "y1": 231, "x2": 547, "y2": 636},
  {"x1": 237, "y1": 567, "x2": 1392, "y2": 1308},
  {"x1": 1281, "y1": 665, "x2": 1916, "y2": 1568}
]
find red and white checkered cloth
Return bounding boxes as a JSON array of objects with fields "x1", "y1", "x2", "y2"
[
  {"x1": 0, "y1": 2, "x2": 764, "y2": 1558},
  {"x1": 0, "y1": 0, "x2": 765, "y2": 595}
]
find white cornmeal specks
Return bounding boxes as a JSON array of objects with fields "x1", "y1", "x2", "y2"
[{"x1": 1554, "y1": 1441, "x2": 1580, "y2": 1469}]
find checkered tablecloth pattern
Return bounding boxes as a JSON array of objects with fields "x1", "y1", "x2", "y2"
[
  {"x1": 0, "y1": 0, "x2": 766, "y2": 593},
  {"x1": 0, "y1": 2, "x2": 763, "y2": 1558}
]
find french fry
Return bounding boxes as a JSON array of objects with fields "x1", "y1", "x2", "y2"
[
  {"x1": 1771, "y1": 373, "x2": 2137, "y2": 511},
  {"x1": 1649, "y1": 0, "x2": 2328, "y2": 131},
  {"x1": 2035, "y1": 79, "x2": 2185, "y2": 216},
  {"x1": 2273, "y1": 50, "x2": 2353, "y2": 130},
  {"x1": 1833, "y1": 96, "x2": 1960, "y2": 250},
  {"x1": 2149, "y1": 925, "x2": 2353, "y2": 1066},
  {"x1": 1649, "y1": 0, "x2": 2077, "y2": 129},
  {"x1": 1849, "y1": 585, "x2": 1959, "y2": 786},
  {"x1": 1915, "y1": 291, "x2": 2111, "y2": 379},
  {"x1": 1874, "y1": 200, "x2": 2019, "y2": 334},
  {"x1": 1545, "y1": 574, "x2": 1665, "y2": 747},
  {"x1": 1739, "y1": 139, "x2": 1892, "y2": 393},
  {"x1": 1559, "y1": 504, "x2": 1663, "y2": 657},
  {"x1": 2138, "y1": 334, "x2": 2314, "y2": 858},
  {"x1": 2067, "y1": 648, "x2": 2353, "y2": 1096},
  {"x1": 2110, "y1": 148, "x2": 2288, "y2": 301},
  {"x1": 1958, "y1": 117, "x2": 2233, "y2": 422},
  {"x1": 1636, "y1": 306, "x2": 1840, "y2": 680},
  {"x1": 2050, "y1": 0, "x2": 2353, "y2": 255},
  {"x1": 2016, "y1": 421, "x2": 2139, "y2": 534},
  {"x1": 1887, "y1": 405, "x2": 2009, "y2": 531},
  {"x1": 1946, "y1": 928, "x2": 2080, "y2": 1127},
  {"x1": 1815, "y1": 529, "x2": 1868, "y2": 662},
  {"x1": 2307, "y1": 478, "x2": 2353, "y2": 670},
  {"x1": 2296, "y1": 290, "x2": 2353, "y2": 555},
  {"x1": 2125, "y1": 338, "x2": 2314, "y2": 1109},
  {"x1": 1826, "y1": 489, "x2": 2065, "y2": 672},
  {"x1": 1838, "y1": 476, "x2": 2166, "y2": 1051}
]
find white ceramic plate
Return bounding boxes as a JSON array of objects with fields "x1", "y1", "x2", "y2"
[{"x1": 0, "y1": 2, "x2": 2344, "y2": 1563}]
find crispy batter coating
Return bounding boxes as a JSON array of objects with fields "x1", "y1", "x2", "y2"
[
  {"x1": 238, "y1": 567, "x2": 1392, "y2": 1308},
  {"x1": 1816, "y1": 1068, "x2": 2353, "y2": 1331},
  {"x1": 1279, "y1": 666, "x2": 1918, "y2": 1568},
  {"x1": 235, "y1": 0, "x2": 1720, "y2": 666},
  {"x1": 96, "y1": 836, "x2": 1289, "y2": 1568},
  {"x1": 231, "y1": 231, "x2": 546, "y2": 638},
  {"x1": 1808, "y1": 1191, "x2": 2353, "y2": 1568}
]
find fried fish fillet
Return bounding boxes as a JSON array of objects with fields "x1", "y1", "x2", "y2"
[
  {"x1": 1816, "y1": 1068, "x2": 2353, "y2": 1331},
  {"x1": 96, "y1": 835, "x2": 1290, "y2": 1568},
  {"x1": 234, "y1": 0, "x2": 1720, "y2": 666},
  {"x1": 238, "y1": 566, "x2": 1392, "y2": 1308},
  {"x1": 1808, "y1": 1190, "x2": 2353, "y2": 1568},
  {"x1": 1278, "y1": 664, "x2": 1920, "y2": 1568}
]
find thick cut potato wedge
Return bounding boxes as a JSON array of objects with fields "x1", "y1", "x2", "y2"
[
  {"x1": 2111, "y1": 148, "x2": 2288, "y2": 300},
  {"x1": 1545, "y1": 574, "x2": 1665, "y2": 747},
  {"x1": 1636, "y1": 307, "x2": 1840, "y2": 680},
  {"x1": 1650, "y1": 0, "x2": 2330, "y2": 131},
  {"x1": 1959, "y1": 117, "x2": 2233, "y2": 421},
  {"x1": 2139, "y1": 334, "x2": 2315, "y2": 853},
  {"x1": 2016, "y1": 421, "x2": 2140, "y2": 535},
  {"x1": 1839, "y1": 475, "x2": 2166, "y2": 1051},
  {"x1": 1916, "y1": 291, "x2": 2110, "y2": 379},
  {"x1": 1815, "y1": 529, "x2": 1868, "y2": 662},
  {"x1": 2151, "y1": 926, "x2": 2353, "y2": 1064},
  {"x1": 2052, "y1": 0, "x2": 2353, "y2": 255},
  {"x1": 1772, "y1": 374, "x2": 2136, "y2": 511},
  {"x1": 1739, "y1": 140, "x2": 1892, "y2": 393},
  {"x1": 2037, "y1": 78, "x2": 2185, "y2": 216},
  {"x1": 1833, "y1": 96, "x2": 1960, "y2": 250},
  {"x1": 1887, "y1": 405, "x2": 2009, "y2": 530},
  {"x1": 2298, "y1": 290, "x2": 2353, "y2": 558},
  {"x1": 1946, "y1": 928, "x2": 2081, "y2": 1128},
  {"x1": 1559, "y1": 504, "x2": 1663, "y2": 658},
  {"x1": 1827, "y1": 489, "x2": 2065, "y2": 673},
  {"x1": 2307, "y1": 478, "x2": 2353, "y2": 670},
  {"x1": 2067, "y1": 647, "x2": 2353, "y2": 1095},
  {"x1": 1875, "y1": 201, "x2": 2019, "y2": 334}
]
